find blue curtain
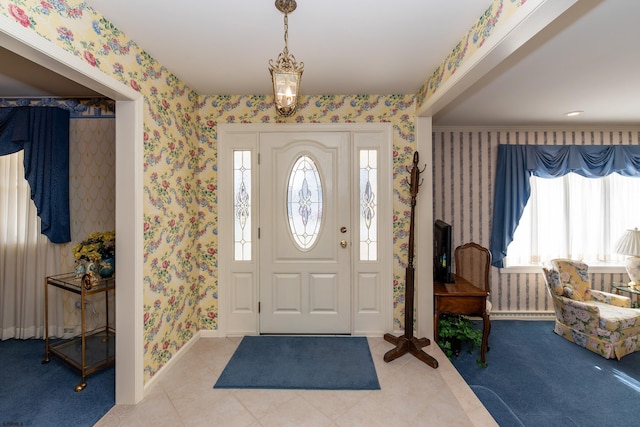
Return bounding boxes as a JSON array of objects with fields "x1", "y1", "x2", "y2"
[
  {"x1": 490, "y1": 144, "x2": 640, "y2": 268},
  {"x1": 0, "y1": 107, "x2": 71, "y2": 243}
]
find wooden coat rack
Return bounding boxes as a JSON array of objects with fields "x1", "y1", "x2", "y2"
[{"x1": 383, "y1": 151, "x2": 438, "y2": 369}]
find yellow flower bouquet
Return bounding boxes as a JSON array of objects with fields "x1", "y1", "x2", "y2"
[{"x1": 73, "y1": 231, "x2": 116, "y2": 278}]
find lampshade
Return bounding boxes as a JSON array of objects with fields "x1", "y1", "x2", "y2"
[
  {"x1": 269, "y1": 0, "x2": 304, "y2": 117},
  {"x1": 615, "y1": 228, "x2": 640, "y2": 287}
]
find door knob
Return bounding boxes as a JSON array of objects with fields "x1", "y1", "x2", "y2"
[{"x1": 340, "y1": 240, "x2": 348, "y2": 248}]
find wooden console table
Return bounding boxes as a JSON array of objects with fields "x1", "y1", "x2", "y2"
[{"x1": 434, "y1": 275, "x2": 489, "y2": 364}]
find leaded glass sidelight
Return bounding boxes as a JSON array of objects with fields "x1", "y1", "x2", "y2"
[
  {"x1": 234, "y1": 150, "x2": 252, "y2": 260},
  {"x1": 360, "y1": 150, "x2": 378, "y2": 261},
  {"x1": 287, "y1": 155, "x2": 323, "y2": 250}
]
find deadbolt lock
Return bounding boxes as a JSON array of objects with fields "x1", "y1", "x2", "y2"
[{"x1": 340, "y1": 226, "x2": 347, "y2": 233}]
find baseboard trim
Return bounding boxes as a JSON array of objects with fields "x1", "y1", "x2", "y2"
[
  {"x1": 353, "y1": 331, "x2": 387, "y2": 337},
  {"x1": 491, "y1": 311, "x2": 555, "y2": 321},
  {"x1": 199, "y1": 329, "x2": 221, "y2": 338},
  {"x1": 143, "y1": 330, "x2": 213, "y2": 394}
]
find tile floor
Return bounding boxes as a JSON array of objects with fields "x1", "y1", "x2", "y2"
[{"x1": 96, "y1": 336, "x2": 496, "y2": 426}]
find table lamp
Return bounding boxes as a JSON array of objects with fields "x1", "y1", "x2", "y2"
[{"x1": 615, "y1": 228, "x2": 640, "y2": 288}]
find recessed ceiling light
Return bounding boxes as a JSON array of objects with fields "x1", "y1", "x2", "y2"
[{"x1": 564, "y1": 110, "x2": 584, "y2": 117}]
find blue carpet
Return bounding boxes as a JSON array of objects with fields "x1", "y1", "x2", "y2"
[
  {"x1": 452, "y1": 320, "x2": 640, "y2": 427},
  {"x1": 214, "y1": 335, "x2": 380, "y2": 390},
  {"x1": 0, "y1": 338, "x2": 114, "y2": 427},
  {"x1": 470, "y1": 385, "x2": 525, "y2": 426}
]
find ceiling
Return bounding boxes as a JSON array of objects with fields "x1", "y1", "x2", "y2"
[{"x1": 0, "y1": 0, "x2": 638, "y2": 126}]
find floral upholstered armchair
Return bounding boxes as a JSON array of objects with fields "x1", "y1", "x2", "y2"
[{"x1": 542, "y1": 258, "x2": 640, "y2": 359}]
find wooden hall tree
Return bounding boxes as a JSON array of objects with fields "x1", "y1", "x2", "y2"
[{"x1": 383, "y1": 152, "x2": 438, "y2": 369}]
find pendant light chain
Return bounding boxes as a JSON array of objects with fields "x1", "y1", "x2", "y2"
[{"x1": 283, "y1": 14, "x2": 289, "y2": 55}]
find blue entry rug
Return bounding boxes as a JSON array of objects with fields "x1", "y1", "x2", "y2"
[{"x1": 214, "y1": 336, "x2": 380, "y2": 390}]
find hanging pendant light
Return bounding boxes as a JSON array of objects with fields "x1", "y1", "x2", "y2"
[{"x1": 269, "y1": 0, "x2": 304, "y2": 117}]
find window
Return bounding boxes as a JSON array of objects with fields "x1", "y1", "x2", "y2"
[
  {"x1": 233, "y1": 150, "x2": 252, "y2": 261},
  {"x1": 0, "y1": 150, "x2": 63, "y2": 339},
  {"x1": 505, "y1": 173, "x2": 640, "y2": 267},
  {"x1": 359, "y1": 149, "x2": 378, "y2": 261},
  {"x1": 287, "y1": 155, "x2": 323, "y2": 250}
]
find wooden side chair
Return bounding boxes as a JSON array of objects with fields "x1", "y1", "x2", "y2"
[{"x1": 454, "y1": 242, "x2": 492, "y2": 354}]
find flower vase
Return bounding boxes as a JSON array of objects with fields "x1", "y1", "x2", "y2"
[{"x1": 99, "y1": 256, "x2": 115, "y2": 278}]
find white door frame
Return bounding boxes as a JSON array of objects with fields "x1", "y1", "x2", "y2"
[{"x1": 218, "y1": 123, "x2": 393, "y2": 336}]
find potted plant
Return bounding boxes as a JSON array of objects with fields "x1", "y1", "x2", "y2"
[{"x1": 437, "y1": 313, "x2": 485, "y2": 366}]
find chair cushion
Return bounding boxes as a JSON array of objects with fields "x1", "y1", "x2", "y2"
[
  {"x1": 552, "y1": 259, "x2": 591, "y2": 302},
  {"x1": 593, "y1": 302, "x2": 640, "y2": 342}
]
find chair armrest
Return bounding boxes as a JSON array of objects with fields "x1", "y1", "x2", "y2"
[{"x1": 590, "y1": 290, "x2": 631, "y2": 308}]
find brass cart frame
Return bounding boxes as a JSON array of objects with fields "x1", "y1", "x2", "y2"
[{"x1": 42, "y1": 272, "x2": 115, "y2": 391}]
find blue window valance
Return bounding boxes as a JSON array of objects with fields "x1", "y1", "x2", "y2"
[
  {"x1": 0, "y1": 107, "x2": 71, "y2": 243},
  {"x1": 490, "y1": 144, "x2": 640, "y2": 268}
]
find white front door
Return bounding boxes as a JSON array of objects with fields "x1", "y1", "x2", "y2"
[
  {"x1": 218, "y1": 123, "x2": 393, "y2": 337},
  {"x1": 259, "y1": 132, "x2": 351, "y2": 334}
]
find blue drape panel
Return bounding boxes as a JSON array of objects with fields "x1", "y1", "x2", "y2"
[
  {"x1": 490, "y1": 144, "x2": 640, "y2": 268},
  {"x1": 0, "y1": 107, "x2": 71, "y2": 243}
]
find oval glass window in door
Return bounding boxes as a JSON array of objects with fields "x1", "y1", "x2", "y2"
[{"x1": 287, "y1": 155, "x2": 323, "y2": 250}]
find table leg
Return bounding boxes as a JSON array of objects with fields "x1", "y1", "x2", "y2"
[
  {"x1": 433, "y1": 309, "x2": 439, "y2": 345},
  {"x1": 481, "y1": 313, "x2": 490, "y2": 364},
  {"x1": 42, "y1": 278, "x2": 50, "y2": 364}
]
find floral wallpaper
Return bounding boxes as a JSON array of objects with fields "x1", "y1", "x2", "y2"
[
  {"x1": 2, "y1": 0, "x2": 202, "y2": 381},
  {"x1": 0, "y1": 97, "x2": 114, "y2": 116},
  {"x1": 0, "y1": 0, "x2": 422, "y2": 381},
  {"x1": 417, "y1": 0, "x2": 528, "y2": 108},
  {"x1": 198, "y1": 94, "x2": 418, "y2": 336}
]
